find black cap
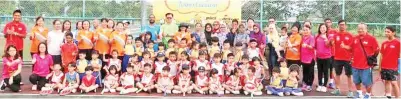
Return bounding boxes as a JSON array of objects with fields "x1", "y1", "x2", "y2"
[
  {"x1": 156, "y1": 52, "x2": 165, "y2": 57},
  {"x1": 179, "y1": 23, "x2": 189, "y2": 28},
  {"x1": 182, "y1": 64, "x2": 190, "y2": 70},
  {"x1": 198, "y1": 66, "x2": 205, "y2": 72}
]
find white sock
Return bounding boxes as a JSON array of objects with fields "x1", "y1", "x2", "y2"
[
  {"x1": 357, "y1": 90, "x2": 362, "y2": 94},
  {"x1": 329, "y1": 79, "x2": 334, "y2": 83}
]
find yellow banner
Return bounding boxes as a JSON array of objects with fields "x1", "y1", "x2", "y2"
[{"x1": 153, "y1": 0, "x2": 242, "y2": 25}]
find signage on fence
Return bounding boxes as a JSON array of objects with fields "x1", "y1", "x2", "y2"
[{"x1": 153, "y1": 0, "x2": 241, "y2": 25}]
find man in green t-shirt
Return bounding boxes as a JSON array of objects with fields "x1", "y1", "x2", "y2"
[{"x1": 160, "y1": 13, "x2": 178, "y2": 48}]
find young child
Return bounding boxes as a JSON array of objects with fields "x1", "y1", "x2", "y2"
[
  {"x1": 40, "y1": 64, "x2": 64, "y2": 95},
  {"x1": 79, "y1": 66, "x2": 99, "y2": 93},
  {"x1": 233, "y1": 43, "x2": 244, "y2": 62},
  {"x1": 224, "y1": 53, "x2": 237, "y2": 77},
  {"x1": 59, "y1": 63, "x2": 80, "y2": 95},
  {"x1": 167, "y1": 51, "x2": 179, "y2": 76},
  {"x1": 247, "y1": 39, "x2": 262, "y2": 60},
  {"x1": 154, "y1": 52, "x2": 167, "y2": 77},
  {"x1": 238, "y1": 55, "x2": 251, "y2": 76},
  {"x1": 178, "y1": 51, "x2": 190, "y2": 72},
  {"x1": 209, "y1": 37, "x2": 221, "y2": 59},
  {"x1": 177, "y1": 38, "x2": 189, "y2": 57},
  {"x1": 221, "y1": 40, "x2": 232, "y2": 63},
  {"x1": 251, "y1": 57, "x2": 266, "y2": 79},
  {"x1": 101, "y1": 65, "x2": 119, "y2": 94},
  {"x1": 192, "y1": 51, "x2": 210, "y2": 74},
  {"x1": 157, "y1": 43, "x2": 166, "y2": 54},
  {"x1": 211, "y1": 53, "x2": 224, "y2": 78},
  {"x1": 208, "y1": 68, "x2": 224, "y2": 95},
  {"x1": 278, "y1": 27, "x2": 288, "y2": 60},
  {"x1": 77, "y1": 52, "x2": 89, "y2": 80},
  {"x1": 134, "y1": 37, "x2": 144, "y2": 58},
  {"x1": 89, "y1": 50, "x2": 102, "y2": 86},
  {"x1": 199, "y1": 43, "x2": 209, "y2": 60},
  {"x1": 155, "y1": 66, "x2": 174, "y2": 94},
  {"x1": 141, "y1": 51, "x2": 153, "y2": 69},
  {"x1": 136, "y1": 63, "x2": 156, "y2": 93},
  {"x1": 192, "y1": 66, "x2": 209, "y2": 94},
  {"x1": 103, "y1": 50, "x2": 122, "y2": 74},
  {"x1": 122, "y1": 35, "x2": 135, "y2": 73},
  {"x1": 283, "y1": 65, "x2": 303, "y2": 96},
  {"x1": 243, "y1": 66, "x2": 263, "y2": 96},
  {"x1": 172, "y1": 64, "x2": 193, "y2": 96},
  {"x1": 61, "y1": 33, "x2": 78, "y2": 73},
  {"x1": 165, "y1": 39, "x2": 176, "y2": 57},
  {"x1": 222, "y1": 68, "x2": 242, "y2": 95},
  {"x1": 279, "y1": 61, "x2": 289, "y2": 87},
  {"x1": 117, "y1": 65, "x2": 138, "y2": 95},
  {"x1": 266, "y1": 67, "x2": 284, "y2": 96},
  {"x1": 189, "y1": 42, "x2": 200, "y2": 61},
  {"x1": 145, "y1": 41, "x2": 156, "y2": 58},
  {"x1": 130, "y1": 54, "x2": 142, "y2": 75}
]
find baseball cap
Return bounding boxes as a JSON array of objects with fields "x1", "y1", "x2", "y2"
[
  {"x1": 198, "y1": 66, "x2": 205, "y2": 72},
  {"x1": 122, "y1": 20, "x2": 130, "y2": 25},
  {"x1": 156, "y1": 52, "x2": 165, "y2": 57},
  {"x1": 182, "y1": 64, "x2": 190, "y2": 70}
]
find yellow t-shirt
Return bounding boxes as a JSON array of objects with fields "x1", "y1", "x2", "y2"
[
  {"x1": 124, "y1": 44, "x2": 135, "y2": 55},
  {"x1": 234, "y1": 50, "x2": 243, "y2": 62},
  {"x1": 77, "y1": 59, "x2": 88, "y2": 73},
  {"x1": 270, "y1": 76, "x2": 283, "y2": 88},
  {"x1": 209, "y1": 45, "x2": 220, "y2": 57},
  {"x1": 222, "y1": 49, "x2": 232, "y2": 61},
  {"x1": 146, "y1": 48, "x2": 155, "y2": 57},
  {"x1": 285, "y1": 77, "x2": 298, "y2": 88},
  {"x1": 280, "y1": 67, "x2": 289, "y2": 80},
  {"x1": 165, "y1": 48, "x2": 177, "y2": 57},
  {"x1": 135, "y1": 46, "x2": 143, "y2": 56}
]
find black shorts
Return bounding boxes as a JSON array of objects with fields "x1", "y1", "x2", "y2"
[
  {"x1": 381, "y1": 69, "x2": 399, "y2": 81},
  {"x1": 334, "y1": 60, "x2": 352, "y2": 76}
]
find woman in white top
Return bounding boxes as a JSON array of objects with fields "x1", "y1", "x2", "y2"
[
  {"x1": 266, "y1": 24, "x2": 281, "y2": 68},
  {"x1": 47, "y1": 19, "x2": 65, "y2": 64}
]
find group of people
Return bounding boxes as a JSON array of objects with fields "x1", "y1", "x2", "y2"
[{"x1": 1, "y1": 9, "x2": 400, "y2": 98}]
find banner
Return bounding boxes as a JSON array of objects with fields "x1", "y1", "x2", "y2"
[{"x1": 153, "y1": 0, "x2": 242, "y2": 25}]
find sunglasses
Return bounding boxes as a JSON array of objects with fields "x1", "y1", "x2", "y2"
[{"x1": 166, "y1": 17, "x2": 172, "y2": 19}]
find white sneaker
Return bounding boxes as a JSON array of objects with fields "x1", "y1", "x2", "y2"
[
  {"x1": 172, "y1": 90, "x2": 181, "y2": 94},
  {"x1": 316, "y1": 86, "x2": 322, "y2": 92},
  {"x1": 166, "y1": 90, "x2": 172, "y2": 94},
  {"x1": 143, "y1": 88, "x2": 148, "y2": 91},
  {"x1": 32, "y1": 85, "x2": 37, "y2": 91},
  {"x1": 110, "y1": 89, "x2": 116, "y2": 93},
  {"x1": 71, "y1": 89, "x2": 77, "y2": 93},
  {"x1": 103, "y1": 89, "x2": 110, "y2": 93},
  {"x1": 278, "y1": 92, "x2": 284, "y2": 96},
  {"x1": 320, "y1": 87, "x2": 327, "y2": 92},
  {"x1": 253, "y1": 91, "x2": 263, "y2": 96},
  {"x1": 232, "y1": 91, "x2": 240, "y2": 94},
  {"x1": 266, "y1": 90, "x2": 272, "y2": 95},
  {"x1": 292, "y1": 92, "x2": 304, "y2": 96},
  {"x1": 244, "y1": 91, "x2": 249, "y2": 95},
  {"x1": 225, "y1": 90, "x2": 230, "y2": 94}
]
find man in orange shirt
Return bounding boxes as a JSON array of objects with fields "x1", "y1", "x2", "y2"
[{"x1": 3, "y1": 9, "x2": 27, "y2": 59}]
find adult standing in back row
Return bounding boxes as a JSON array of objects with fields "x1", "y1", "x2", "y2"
[
  {"x1": 160, "y1": 13, "x2": 178, "y2": 48},
  {"x1": 3, "y1": 10, "x2": 27, "y2": 60}
]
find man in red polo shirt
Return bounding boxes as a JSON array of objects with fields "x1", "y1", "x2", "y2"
[
  {"x1": 324, "y1": 18, "x2": 337, "y2": 89},
  {"x1": 331, "y1": 20, "x2": 354, "y2": 97},
  {"x1": 3, "y1": 9, "x2": 27, "y2": 59},
  {"x1": 350, "y1": 23, "x2": 379, "y2": 99},
  {"x1": 380, "y1": 26, "x2": 400, "y2": 98}
]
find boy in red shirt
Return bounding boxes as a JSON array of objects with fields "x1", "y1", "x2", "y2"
[
  {"x1": 331, "y1": 20, "x2": 354, "y2": 97},
  {"x1": 79, "y1": 66, "x2": 99, "y2": 93},
  {"x1": 380, "y1": 26, "x2": 400, "y2": 98},
  {"x1": 61, "y1": 33, "x2": 78, "y2": 72}
]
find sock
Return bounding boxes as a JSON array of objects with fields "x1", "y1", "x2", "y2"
[{"x1": 357, "y1": 90, "x2": 362, "y2": 94}]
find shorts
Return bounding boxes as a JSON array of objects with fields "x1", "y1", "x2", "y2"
[
  {"x1": 334, "y1": 60, "x2": 352, "y2": 76},
  {"x1": 381, "y1": 69, "x2": 399, "y2": 81},
  {"x1": 352, "y1": 68, "x2": 373, "y2": 87}
]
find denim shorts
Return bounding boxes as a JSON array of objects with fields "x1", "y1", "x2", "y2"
[{"x1": 352, "y1": 68, "x2": 373, "y2": 87}]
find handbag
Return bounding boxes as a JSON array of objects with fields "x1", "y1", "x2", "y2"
[{"x1": 359, "y1": 39, "x2": 377, "y2": 67}]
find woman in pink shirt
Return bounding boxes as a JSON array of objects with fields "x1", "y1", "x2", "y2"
[
  {"x1": 1, "y1": 45, "x2": 22, "y2": 92},
  {"x1": 315, "y1": 24, "x2": 332, "y2": 92},
  {"x1": 300, "y1": 25, "x2": 315, "y2": 91},
  {"x1": 29, "y1": 42, "x2": 53, "y2": 91}
]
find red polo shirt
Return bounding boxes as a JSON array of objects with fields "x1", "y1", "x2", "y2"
[
  {"x1": 351, "y1": 34, "x2": 379, "y2": 69},
  {"x1": 3, "y1": 21, "x2": 27, "y2": 51},
  {"x1": 333, "y1": 31, "x2": 353, "y2": 61},
  {"x1": 380, "y1": 39, "x2": 400, "y2": 70}
]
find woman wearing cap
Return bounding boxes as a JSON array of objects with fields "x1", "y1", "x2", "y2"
[{"x1": 174, "y1": 23, "x2": 191, "y2": 44}]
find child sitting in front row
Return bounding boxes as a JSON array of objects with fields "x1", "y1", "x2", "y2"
[
  {"x1": 266, "y1": 67, "x2": 284, "y2": 96},
  {"x1": 172, "y1": 64, "x2": 193, "y2": 96},
  {"x1": 192, "y1": 66, "x2": 209, "y2": 94},
  {"x1": 155, "y1": 66, "x2": 174, "y2": 94},
  {"x1": 243, "y1": 66, "x2": 263, "y2": 96},
  {"x1": 283, "y1": 64, "x2": 303, "y2": 96},
  {"x1": 79, "y1": 66, "x2": 99, "y2": 94},
  {"x1": 209, "y1": 68, "x2": 225, "y2": 95},
  {"x1": 77, "y1": 52, "x2": 89, "y2": 80},
  {"x1": 59, "y1": 63, "x2": 80, "y2": 96},
  {"x1": 136, "y1": 63, "x2": 156, "y2": 93},
  {"x1": 222, "y1": 68, "x2": 242, "y2": 95},
  {"x1": 40, "y1": 64, "x2": 64, "y2": 95},
  {"x1": 101, "y1": 65, "x2": 119, "y2": 94},
  {"x1": 118, "y1": 65, "x2": 138, "y2": 94}
]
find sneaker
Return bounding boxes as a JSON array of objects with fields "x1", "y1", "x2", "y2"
[
  {"x1": 32, "y1": 85, "x2": 37, "y2": 91},
  {"x1": 266, "y1": 90, "x2": 272, "y2": 95},
  {"x1": 244, "y1": 91, "x2": 249, "y2": 95},
  {"x1": 320, "y1": 87, "x2": 327, "y2": 92},
  {"x1": 292, "y1": 91, "x2": 304, "y2": 96},
  {"x1": 305, "y1": 86, "x2": 312, "y2": 92},
  {"x1": 225, "y1": 90, "x2": 230, "y2": 94},
  {"x1": 119, "y1": 90, "x2": 128, "y2": 95},
  {"x1": 71, "y1": 89, "x2": 77, "y2": 93},
  {"x1": 0, "y1": 80, "x2": 6, "y2": 91},
  {"x1": 277, "y1": 92, "x2": 284, "y2": 96},
  {"x1": 331, "y1": 89, "x2": 340, "y2": 96},
  {"x1": 363, "y1": 94, "x2": 371, "y2": 99},
  {"x1": 172, "y1": 90, "x2": 181, "y2": 94},
  {"x1": 110, "y1": 89, "x2": 116, "y2": 93},
  {"x1": 301, "y1": 84, "x2": 307, "y2": 90},
  {"x1": 347, "y1": 91, "x2": 354, "y2": 98},
  {"x1": 328, "y1": 83, "x2": 336, "y2": 89},
  {"x1": 316, "y1": 86, "x2": 322, "y2": 92},
  {"x1": 59, "y1": 89, "x2": 71, "y2": 96},
  {"x1": 232, "y1": 91, "x2": 240, "y2": 94}
]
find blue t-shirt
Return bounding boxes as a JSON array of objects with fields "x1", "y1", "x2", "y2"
[{"x1": 142, "y1": 24, "x2": 161, "y2": 41}]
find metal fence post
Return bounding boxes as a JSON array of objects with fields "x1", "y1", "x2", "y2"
[
  {"x1": 83, "y1": 0, "x2": 86, "y2": 17},
  {"x1": 260, "y1": 0, "x2": 263, "y2": 28},
  {"x1": 341, "y1": 0, "x2": 345, "y2": 20},
  {"x1": 141, "y1": 0, "x2": 147, "y2": 30}
]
